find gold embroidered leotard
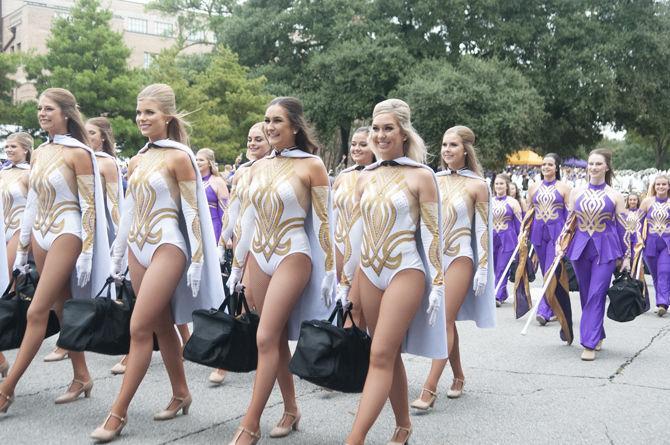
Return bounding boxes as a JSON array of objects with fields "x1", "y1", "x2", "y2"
[{"x1": 0, "y1": 165, "x2": 28, "y2": 242}]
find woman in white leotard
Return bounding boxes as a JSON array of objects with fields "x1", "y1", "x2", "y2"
[
  {"x1": 411, "y1": 125, "x2": 494, "y2": 411},
  {"x1": 90, "y1": 84, "x2": 224, "y2": 443},
  {"x1": 0, "y1": 132, "x2": 31, "y2": 379},
  {"x1": 210, "y1": 122, "x2": 271, "y2": 385},
  {"x1": 225, "y1": 97, "x2": 336, "y2": 445},
  {"x1": 333, "y1": 126, "x2": 374, "y2": 328},
  {"x1": 342, "y1": 99, "x2": 447, "y2": 445},
  {"x1": 0, "y1": 88, "x2": 112, "y2": 414}
]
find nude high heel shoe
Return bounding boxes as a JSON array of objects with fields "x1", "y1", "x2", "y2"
[
  {"x1": 387, "y1": 426, "x2": 412, "y2": 445},
  {"x1": 410, "y1": 387, "x2": 437, "y2": 411},
  {"x1": 54, "y1": 379, "x2": 93, "y2": 404},
  {"x1": 447, "y1": 378, "x2": 465, "y2": 398},
  {"x1": 0, "y1": 390, "x2": 14, "y2": 415},
  {"x1": 43, "y1": 348, "x2": 69, "y2": 362},
  {"x1": 581, "y1": 348, "x2": 596, "y2": 361},
  {"x1": 153, "y1": 394, "x2": 192, "y2": 420},
  {"x1": 110, "y1": 356, "x2": 127, "y2": 375},
  {"x1": 228, "y1": 426, "x2": 261, "y2": 445},
  {"x1": 269, "y1": 411, "x2": 300, "y2": 438},
  {"x1": 90, "y1": 412, "x2": 126, "y2": 443}
]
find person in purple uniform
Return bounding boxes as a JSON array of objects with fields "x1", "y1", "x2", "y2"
[
  {"x1": 560, "y1": 148, "x2": 629, "y2": 361},
  {"x1": 492, "y1": 174, "x2": 522, "y2": 306},
  {"x1": 196, "y1": 148, "x2": 229, "y2": 242},
  {"x1": 624, "y1": 193, "x2": 643, "y2": 261},
  {"x1": 526, "y1": 154, "x2": 571, "y2": 325},
  {"x1": 639, "y1": 175, "x2": 670, "y2": 317}
]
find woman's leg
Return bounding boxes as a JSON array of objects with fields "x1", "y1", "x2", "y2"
[
  {"x1": 98, "y1": 245, "x2": 185, "y2": 431},
  {"x1": 535, "y1": 235, "x2": 556, "y2": 320},
  {"x1": 176, "y1": 323, "x2": 190, "y2": 347},
  {"x1": 655, "y1": 247, "x2": 670, "y2": 309},
  {"x1": 6, "y1": 232, "x2": 18, "y2": 279},
  {"x1": 346, "y1": 269, "x2": 425, "y2": 445},
  {"x1": 0, "y1": 235, "x2": 82, "y2": 403},
  {"x1": 236, "y1": 254, "x2": 310, "y2": 440},
  {"x1": 418, "y1": 258, "x2": 473, "y2": 401},
  {"x1": 580, "y1": 257, "x2": 615, "y2": 350}
]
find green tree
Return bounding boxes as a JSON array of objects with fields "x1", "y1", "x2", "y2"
[
  {"x1": 393, "y1": 56, "x2": 545, "y2": 169},
  {"x1": 0, "y1": 53, "x2": 19, "y2": 129},
  {"x1": 146, "y1": 45, "x2": 270, "y2": 162},
  {"x1": 602, "y1": 135, "x2": 662, "y2": 172},
  {"x1": 610, "y1": 1, "x2": 670, "y2": 169},
  {"x1": 24, "y1": 0, "x2": 143, "y2": 152}
]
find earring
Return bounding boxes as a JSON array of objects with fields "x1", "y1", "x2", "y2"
[
  {"x1": 165, "y1": 122, "x2": 169, "y2": 125},
  {"x1": 293, "y1": 131, "x2": 298, "y2": 135}
]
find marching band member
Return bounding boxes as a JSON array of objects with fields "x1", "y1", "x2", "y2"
[
  {"x1": 0, "y1": 88, "x2": 111, "y2": 413},
  {"x1": 333, "y1": 126, "x2": 375, "y2": 328},
  {"x1": 558, "y1": 148, "x2": 629, "y2": 361},
  {"x1": 411, "y1": 125, "x2": 494, "y2": 411},
  {"x1": 341, "y1": 99, "x2": 447, "y2": 445},
  {"x1": 492, "y1": 174, "x2": 522, "y2": 306},
  {"x1": 526, "y1": 154, "x2": 571, "y2": 325},
  {"x1": 0, "y1": 132, "x2": 32, "y2": 378},
  {"x1": 639, "y1": 175, "x2": 670, "y2": 316},
  {"x1": 90, "y1": 84, "x2": 224, "y2": 442},
  {"x1": 210, "y1": 123, "x2": 271, "y2": 386},
  {"x1": 225, "y1": 97, "x2": 336, "y2": 444}
]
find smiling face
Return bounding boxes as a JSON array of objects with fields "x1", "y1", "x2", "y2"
[
  {"x1": 441, "y1": 132, "x2": 466, "y2": 169},
  {"x1": 541, "y1": 156, "x2": 557, "y2": 180},
  {"x1": 587, "y1": 153, "x2": 608, "y2": 182},
  {"x1": 508, "y1": 182, "x2": 518, "y2": 197},
  {"x1": 494, "y1": 177, "x2": 508, "y2": 197},
  {"x1": 655, "y1": 177, "x2": 669, "y2": 197},
  {"x1": 627, "y1": 195, "x2": 639, "y2": 209},
  {"x1": 85, "y1": 123, "x2": 103, "y2": 151},
  {"x1": 350, "y1": 132, "x2": 374, "y2": 165},
  {"x1": 5, "y1": 138, "x2": 28, "y2": 164},
  {"x1": 195, "y1": 153, "x2": 209, "y2": 175},
  {"x1": 371, "y1": 113, "x2": 405, "y2": 160},
  {"x1": 264, "y1": 104, "x2": 296, "y2": 150},
  {"x1": 247, "y1": 125, "x2": 271, "y2": 161},
  {"x1": 37, "y1": 96, "x2": 68, "y2": 136},
  {"x1": 136, "y1": 98, "x2": 169, "y2": 142}
]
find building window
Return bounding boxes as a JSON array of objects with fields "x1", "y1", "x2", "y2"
[
  {"x1": 188, "y1": 30, "x2": 206, "y2": 42},
  {"x1": 143, "y1": 52, "x2": 156, "y2": 69},
  {"x1": 128, "y1": 18, "x2": 148, "y2": 34},
  {"x1": 155, "y1": 21, "x2": 173, "y2": 37}
]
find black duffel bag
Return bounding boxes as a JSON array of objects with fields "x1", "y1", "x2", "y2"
[
  {"x1": 0, "y1": 270, "x2": 60, "y2": 351},
  {"x1": 289, "y1": 301, "x2": 371, "y2": 393},
  {"x1": 183, "y1": 287, "x2": 258, "y2": 372},
  {"x1": 607, "y1": 271, "x2": 645, "y2": 322},
  {"x1": 57, "y1": 277, "x2": 133, "y2": 355}
]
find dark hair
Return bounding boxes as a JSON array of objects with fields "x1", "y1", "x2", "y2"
[
  {"x1": 268, "y1": 96, "x2": 320, "y2": 154},
  {"x1": 40, "y1": 88, "x2": 90, "y2": 146},
  {"x1": 86, "y1": 117, "x2": 116, "y2": 157},
  {"x1": 508, "y1": 181, "x2": 521, "y2": 200},
  {"x1": 541, "y1": 153, "x2": 562, "y2": 181},
  {"x1": 588, "y1": 148, "x2": 614, "y2": 186},
  {"x1": 625, "y1": 193, "x2": 640, "y2": 209}
]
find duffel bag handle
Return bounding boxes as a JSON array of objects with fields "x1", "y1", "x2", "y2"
[
  {"x1": 95, "y1": 277, "x2": 116, "y2": 299},
  {"x1": 342, "y1": 303, "x2": 359, "y2": 329},
  {"x1": 234, "y1": 287, "x2": 253, "y2": 316},
  {"x1": 327, "y1": 301, "x2": 345, "y2": 327},
  {"x1": 1, "y1": 269, "x2": 21, "y2": 300}
]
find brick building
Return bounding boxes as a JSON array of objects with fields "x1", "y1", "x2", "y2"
[{"x1": 1, "y1": 0, "x2": 211, "y2": 101}]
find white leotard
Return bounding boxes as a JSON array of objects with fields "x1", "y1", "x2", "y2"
[
  {"x1": 126, "y1": 148, "x2": 187, "y2": 267},
  {"x1": 0, "y1": 165, "x2": 28, "y2": 242},
  {"x1": 438, "y1": 174, "x2": 474, "y2": 269}
]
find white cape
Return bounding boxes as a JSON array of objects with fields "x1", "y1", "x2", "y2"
[
  {"x1": 436, "y1": 168, "x2": 496, "y2": 328},
  {"x1": 140, "y1": 139, "x2": 225, "y2": 324},
  {"x1": 365, "y1": 157, "x2": 448, "y2": 359},
  {"x1": 51, "y1": 135, "x2": 113, "y2": 299}
]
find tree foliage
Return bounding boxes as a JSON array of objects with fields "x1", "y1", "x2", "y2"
[
  {"x1": 393, "y1": 57, "x2": 545, "y2": 169},
  {"x1": 146, "y1": 45, "x2": 270, "y2": 162},
  {"x1": 24, "y1": 0, "x2": 143, "y2": 152}
]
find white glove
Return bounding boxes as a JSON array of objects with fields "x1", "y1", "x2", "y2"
[
  {"x1": 75, "y1": 252, "x2": 92, "y2": 287},
  {"x1": 336, "y1": 284, "x2": 350, "y2": 308},
  {"x1": 13, "y1": 250, "x2": 30, "y2": 275},
  {"x1": 218, "y1": 245, "x2": 226, "y2": 265},
  {"x1": 426, "y1": 285, "x2": 444, "y2": 326},
  {"x1": 320, "y1": 270, "x2": 336, "y2": 308},
  {"x1": 187, "y1": 262, "x2": 202, "y2": 298},
  {"x1": 110, "y1": 256, "x2": 125, "y2": 284},
  {"x1": 473, "y1": 267, "x2": 487, "y2": 298},
  {"x1": 227, "y1": 266, "x2": 243, "y2": 295}
]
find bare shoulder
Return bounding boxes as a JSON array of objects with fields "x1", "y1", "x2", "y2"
[{"x1": 468, "y1": 177, "x2": 489, "y2": 201}]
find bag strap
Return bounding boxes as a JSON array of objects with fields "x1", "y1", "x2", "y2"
[
  {"x1": 1, "y1": 270, "x2": 20, "y2": 300},
  {"x1": 95, "y1": 277, "x2": 115, "y2": 298},
  {"x1": 234, "y1": 288, "x2": 253, "y2": 316},
  {"x1": 342, "y1": 303, "x2": 358, "y2": 329}
]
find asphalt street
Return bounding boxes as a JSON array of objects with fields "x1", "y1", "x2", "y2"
[{"x1": 1, "y1": 277, "x2": 668, "y2": 445}]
